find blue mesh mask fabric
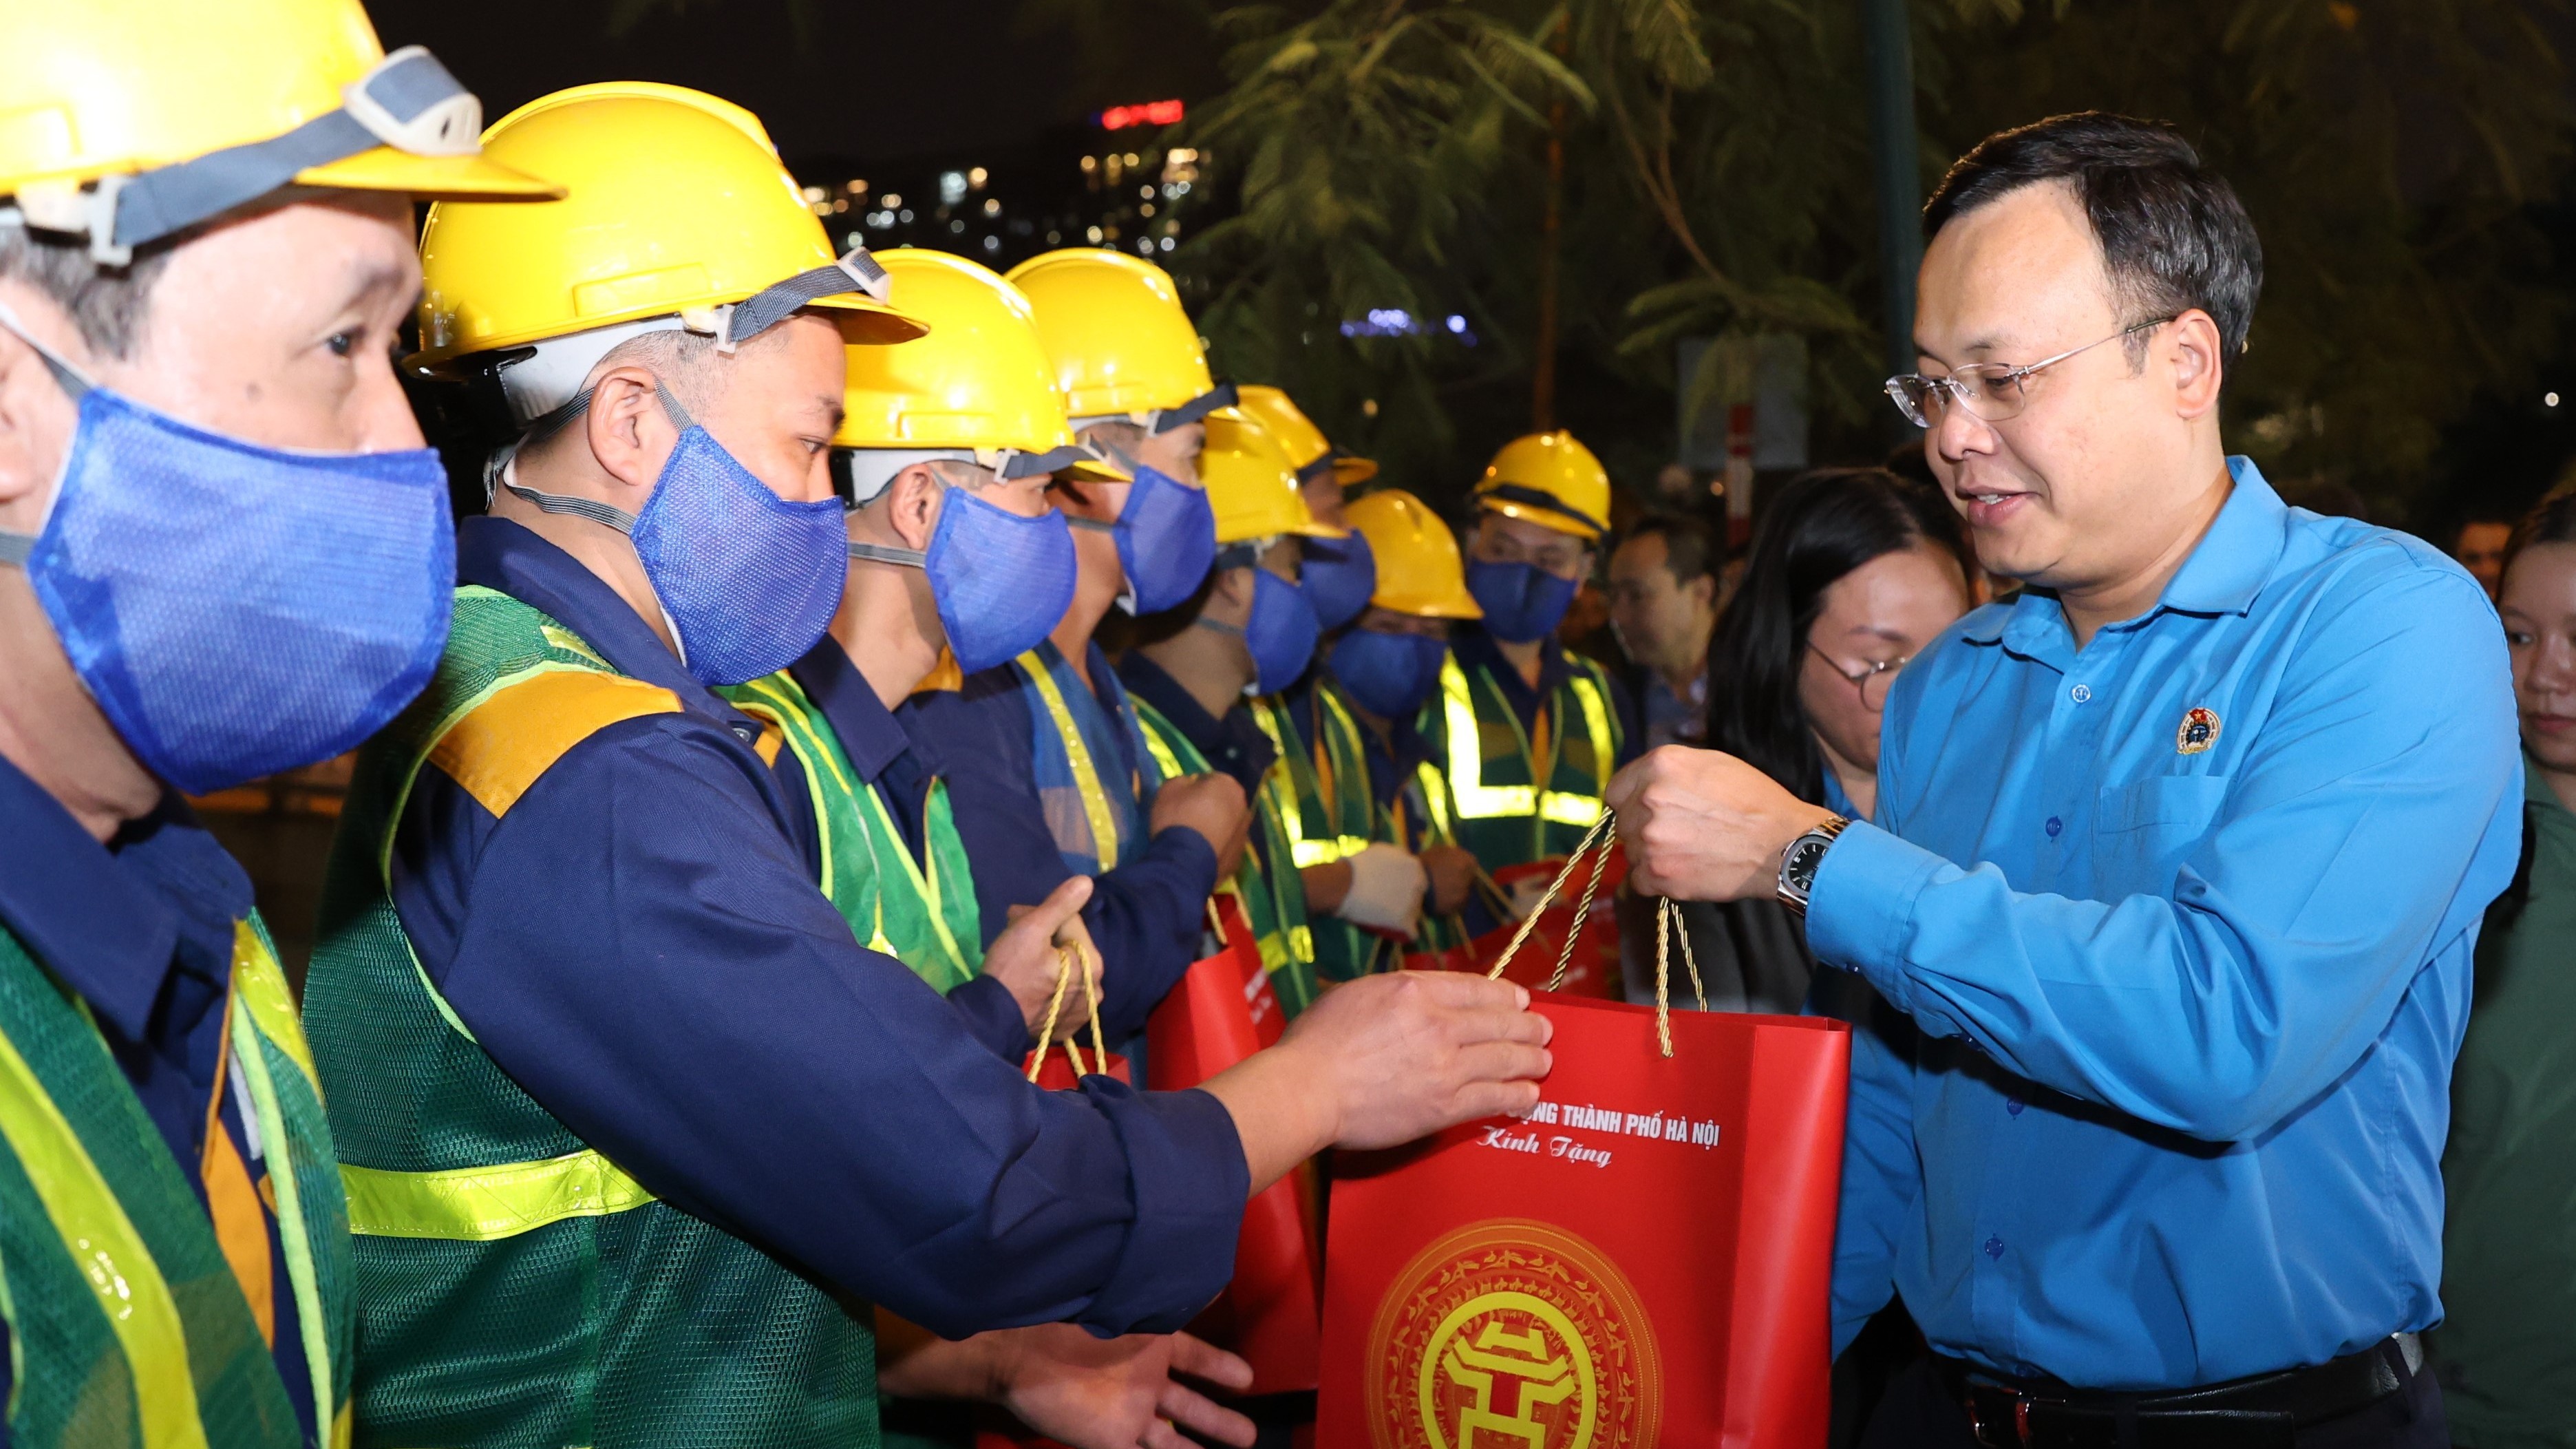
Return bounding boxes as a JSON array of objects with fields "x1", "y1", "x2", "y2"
[
  {"x1": 629, "y1": 425, "x2": 849, "y2": 686},
  {"x1": 1330, "y1": 626, "x2": 1448, "y2": 721},
  {"x1": 927, "y1": 487, "x2": 1077, "y2": 675},
  {"x1": 1244, "y1": 566, "x2": 1322, "y2": 696},
  {"x1": 12, "y1": 382, "x2": 454, "y2": 796},
  {"x1": 1298, "y1": 529, "x2": 1377, "y2": 633},
  {"x1": 1110, "y1": 465, "x2": 1217, "y2": 615},
  {"x1": 1464, "y1": 558, "x2": 1579, "y2": 644}
]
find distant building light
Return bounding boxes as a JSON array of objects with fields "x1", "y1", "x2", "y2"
[
  {"x1": 1139, "y1": 184, "x2": 1155, "y2": 200},
  {"x1": 831, "y1": 198, "x2": 848, "y2": 213},
  {"x1": 983, "y1": 198, "x2": 1002, "y2": 217},
  {"x1": 1049, "y1": 230, "x2": 1063, "y2": 244},
  {"x1": 801, "y1": 184, "x2": 827, "y2": 204},
  {"x1": 2552, "y1": 392, "x2": 2563, "y2": 408},
  {"x1": 950, "y1": 218, "x2": 966, "y2": 234},
  {"x1": 844, "y1": 178, "x2": 868, "y2": 195},
  {"x1": 1098, "y1": 98, "x2": 1184, "y2": 131},
  {"x1": 1086, "y1": 225, "x2": 1103, "y2": 244},
  {"x1": 939, "y1": 171, "x2": 968, "y2": 206},
  {"x1": 1139, "y1": 203, "x2": 1156, "y2": 218},
  {"x1": 882, "y1": 193, "x2": 903, "y2": 208},
  {"x1": 899, "y1": 209, "x2": 914, "y2": 223},
  {"x1": 968, "y1": 167, "x2": 989, "y2": 189},
  {"x1": 1079, "y1": 156, "x2": 1097, "y2": 173},
  {"x1": 983, "y1": 235, "x2": 1002, "y2": 253},
  {"x1": 1447, "y1": 315, "x2": 1467, "y2": 333},
  {"x1": 1123, "y1": 152, "x2": 1140, "y2": 168},
  {"x1": 1136, "y1": 238, "x2": 1154, "y2": 255},
  {"x1": 1158, "y1": 236, "x2": 1175, "y2": 253}
]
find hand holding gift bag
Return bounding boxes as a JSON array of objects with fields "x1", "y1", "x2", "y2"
[
  {"x1": 1404, "y1": 853, "x2": 1624, "y2": 1000},
  {"x1": 1323, "y1": 816, "x2": 1851, "y2": 1448},
  {"x1": 1021, "y1": 940, "x2": 1130, "y2": 1088}
]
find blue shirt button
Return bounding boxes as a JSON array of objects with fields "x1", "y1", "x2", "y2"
[
  {"x1": 1983, "y1": 1236, "x2": 2007, "y2": 1260},
  {"x1": 2045, "y1": 816, "x2": 2063, "y2": 838},
  {"x1": 2006, "y1": 1098, "x2": 2025, "y2": 1116},
  {"x1": 2071, "y1": 684, "x2": 2092, "y2": 703}
]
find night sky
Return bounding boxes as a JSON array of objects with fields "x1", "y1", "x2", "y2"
[{"x1": 365, "y1": 0, "x2": 1178, "y2": 167}]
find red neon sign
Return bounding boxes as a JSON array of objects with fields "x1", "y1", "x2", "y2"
[{"x1": 1098, "y1": 98, "x2": 1184, "y2": 131}]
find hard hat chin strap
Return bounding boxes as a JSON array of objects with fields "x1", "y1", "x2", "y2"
[{"x1": 8, "y1": 47, "x2": 478, "y2": 266}]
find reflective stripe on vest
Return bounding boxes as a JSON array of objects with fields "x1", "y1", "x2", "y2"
[
  {"x1": 0, "y1": 1008, "x2": 211, "y2": 1449},
  {"x1": 1018, "y1": 648, "x2": 1125, "y2": 869},
  {"x1": 1248, "y1": 701, "x2": 1369, "y2": 869},
  {"x1": 341, "y1": 1150, "x2": 657, "y2": 1242},
  {"x1": 1437, "y1": 653, "x2": 1612, "y2": 825}
]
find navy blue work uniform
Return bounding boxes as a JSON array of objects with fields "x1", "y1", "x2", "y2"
[
  {"x1": 382, "y1": 518, "x2": 1246, "y2": 1337},
  {"x1": 901, "y1": 648, "x2": 1219, "y2": 1043},
  {"x1": 0, "y1": 761, "x2": 313, "y2": 1443}
]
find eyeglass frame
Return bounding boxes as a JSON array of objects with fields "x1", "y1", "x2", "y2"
[
  {"x1": 1807, "y1": 639, "x2": 1912, "y2": 710},
  {"x1": 1883, "y1": 315, "x2": 2178, "y2": 429}
]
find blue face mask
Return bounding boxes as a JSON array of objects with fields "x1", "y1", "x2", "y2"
[
  {"x1": 504, "y1": 387, "x2": 847, "y2": 688},
  {"x1": 852, "y1": 484, "x2": 1078, "y2": 676},
  {"x1": 1465, "y1": 558, "x2": 1579, "y2": 644},
  {"x1": 1069, "y1": 465, "x2": 1217, "y2": 615},
  {"x1": 1330, "y1": 627, "x2": 1447, "y2": 721},
  {"x1": 1198, "y1": 565, "x2": 1321, "y2": 697},
  {"x1": 0, "y1": 309, "x2": 453, "y2": 796},
  {"x1": 1299, "y1": 530, "x2": 1377, "y2": 633}
]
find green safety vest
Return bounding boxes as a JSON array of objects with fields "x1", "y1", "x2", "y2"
[
  {"x1": 1426, "y1": 649, "x2": 1622, "y2": 874},
  {"x1": 723, "y1": 670, "x2": 983, "y2": 992},
  {"x1": 304, "y1": 586, "x2": 878, "y2": 1449},
  {"x1": 1130, "y1": 701, "x2": 1320, "y2": 1017},
  {"x1": 1253, "y1": 688, "x2": 1387, "y2": 983},
  {"x1": 0, "y1": 913, "x2": 352, "y2": 1448}
]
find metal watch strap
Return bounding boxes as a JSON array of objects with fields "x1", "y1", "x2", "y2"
[{"x1": 1776, "y1": 814, "x2": 1851, "y2": 915}]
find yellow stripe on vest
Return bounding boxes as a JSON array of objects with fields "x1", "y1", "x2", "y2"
[
  {"x1": 0, "y1": 1022, "x2": 210, "y2": 1449},
  {"x1": 341, "y1": 1150, "x2": 658, "y2": 1242},
  {"x1": 1021, "y1": 650, "x2": 1125, "y2": 864},
  {"x1": 428, "y1": 671, "x2": 683, "y2": 817}
]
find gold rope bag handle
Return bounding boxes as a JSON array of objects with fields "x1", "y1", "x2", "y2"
[
  {"x1": 1023, "y1": 941, "x2": 1114, "y2": 1083},
  {"x1": 1482, "y1": 812, "x2": 1707, "y2": 1057}
]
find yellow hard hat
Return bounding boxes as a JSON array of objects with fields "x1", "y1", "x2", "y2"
[
  {"x1": 834, "y1": 249, "x2": 1125, "y2": 496},
  {"x1": 1005, "y1": 248, "x2": 1235, "y2": 429},
  {"x1": 1346, "y1": 489, "x2": 1480, "y2": 619},
  {"x1": 1202, "y1": 414, "x2": 1347, "y2": 546},
  {"x1": 1, "y1": 0, "x2": 557, "y2": 265},
  {"x1": 410, "y1": 83, "x2": 925, "y2": 389},
  {"x1": 1236, "y1": 385, "x2": 1377, "y2": 487},
  {"x1": 1473, "y1": 430, "x2": 1611, "y2": 541}
]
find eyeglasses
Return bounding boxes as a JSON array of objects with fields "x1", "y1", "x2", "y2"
[
  {"x1": 1809, "y1": 640, "x2": 1911, "y2": 710},
  {"x1": 1884, "y1": 316, "x2": 2175, "y2": 428}
]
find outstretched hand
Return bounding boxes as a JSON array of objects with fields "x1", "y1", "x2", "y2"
[{"x1": 997, "y1": 1324, "x2": 1256, "y2": 1449}]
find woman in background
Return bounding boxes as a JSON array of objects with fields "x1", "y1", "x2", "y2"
[
  {"x1": 2430, "y1": 485, "x2": 2576, "y2": 1449},
  {"x1": 1617, "y1": 466, "x2": 1974, "y2": 1013}
]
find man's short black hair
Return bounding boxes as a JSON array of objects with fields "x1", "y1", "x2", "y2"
[
  {"x1": 0, "y1": 226, "x2": 172, "y2": 361},
  {"x1": 1924, "y1": 112, "x2": 2263, "y2": 374},
  {"x1": 1617, "y1": 514, "x2": 1719, "y2": 589}
]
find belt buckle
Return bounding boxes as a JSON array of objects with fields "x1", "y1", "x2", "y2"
[{"x1": 1965, "y1": 1386, "x2": 2036, "y2": 1448}]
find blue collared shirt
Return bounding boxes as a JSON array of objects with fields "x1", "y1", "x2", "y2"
[
  {"x1": 385, "y1": 518, "x2": 1247, "y2": 1340},
  {"x1": 1808, "y1": 460, "x2": 2522, "y2": 1389},
  {"x1": 0, "y1": 759, "x2": 312, "y2": 1443}
]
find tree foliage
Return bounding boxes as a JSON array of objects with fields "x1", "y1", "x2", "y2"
[{"x1": 1167, "y1": 0, "x2": 2573, "y2": 520}]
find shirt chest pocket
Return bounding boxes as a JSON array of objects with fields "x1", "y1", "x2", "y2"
[{"x1": 2091, "y1": 775, "x2": 2231, "y2": 888}]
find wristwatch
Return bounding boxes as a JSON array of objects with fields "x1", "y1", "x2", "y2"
[{"x1": 1776, "y1": 815, "x2": 1851, "y2": 916}]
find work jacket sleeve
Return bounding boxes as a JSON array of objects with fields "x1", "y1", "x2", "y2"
[
  {"x1": 905, "y1": 684, "x2": 1220, "y2": 1040},
  {"x1": 400, "y1": 713, "x2": 1248, "y2": 1340},
  {"x1": 1804, "y1": 562, "x2": 2522, "y2": 1143}
]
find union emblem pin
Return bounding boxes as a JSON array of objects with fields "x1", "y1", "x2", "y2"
[
  {"x1": 2176, "y1": 706, "x2": 2221, "y2": 755},
  {"x1": 1363, "y1": 1218, "x2": 1660, "y2": 1449}
]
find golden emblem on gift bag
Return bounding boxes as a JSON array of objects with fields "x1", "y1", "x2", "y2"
[{"x1": 1365, "y1": 1218, "x2": 1661, "y2": 1449}]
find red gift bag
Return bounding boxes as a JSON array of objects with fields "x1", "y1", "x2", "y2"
[
  {"x1": 1147, "y1": 893, "x2": 1322, "y2": 1394},
  {"x1": 1405, "y1": 847, "x2": 1626, "y2": 999},
  {"x1": 1322, "y1": 827, "x2": 1850, "y2": 1448}
]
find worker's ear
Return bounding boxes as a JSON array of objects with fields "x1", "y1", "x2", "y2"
[
  {"x1": 0, "y1": 284, "x2": 84, "y2": 536},
  {"x1": 877, "y1": 464, "x2": 941, "y2": 553},
  {"x1": 584, "y1": 365, "x2": 683, "y2": 498}
]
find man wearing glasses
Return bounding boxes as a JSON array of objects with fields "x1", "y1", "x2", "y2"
[{"x1": 1612, "y1": 112, "x2": 2518, "y2": 1446}]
